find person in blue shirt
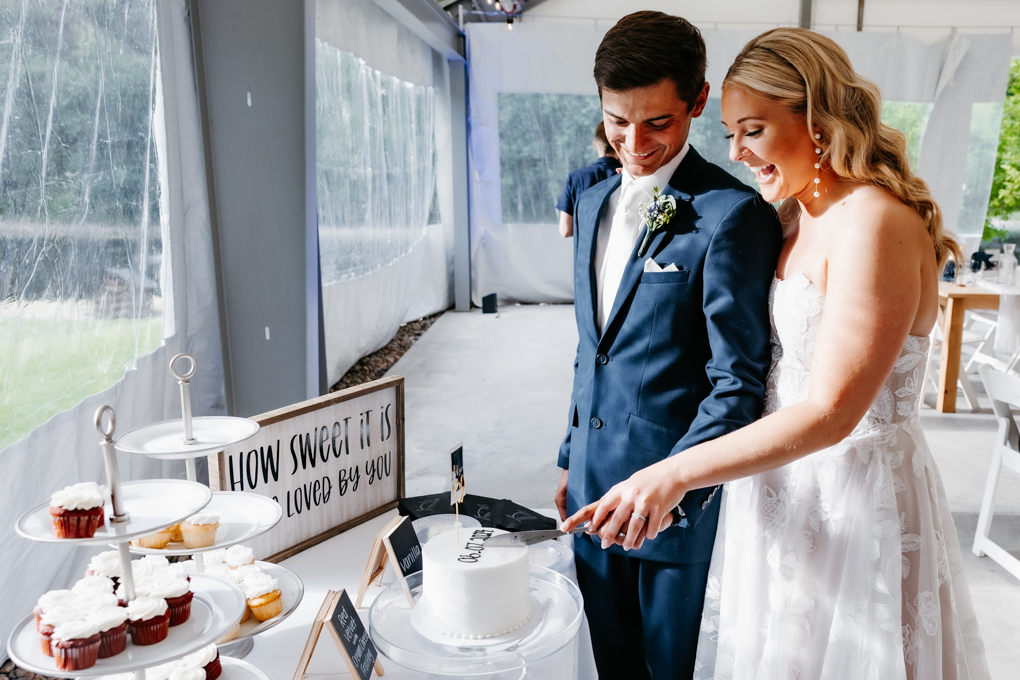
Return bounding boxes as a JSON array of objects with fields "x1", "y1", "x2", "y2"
[{"x1": 556, "y1": 122, "x2": 621, "y2": 237}]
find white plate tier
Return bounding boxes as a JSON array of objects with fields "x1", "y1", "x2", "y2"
[
  {"x1": 219, "y1": 656, "x2": 272, "y2": 680},
  {"x1": 127, "y1": 493, "x2": 282, "y2": 556},
  {"x1": 219, "y1": 562, "x2": 304, "y2": 643},
  {"x1": 16, "y1": 480, "x2": 212, "y2": 545},
  {"x1": 114, "y1": 418, "x2": 260, "y2": 459},
  {"x1": 369, "y1": 565, "x2": 583, "y2": 676},
  {"x1": 8, "y1": 574, "x2": 246, "y2": 678}
]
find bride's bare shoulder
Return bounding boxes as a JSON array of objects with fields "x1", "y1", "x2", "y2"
[{"x1": 831, "y1": 184, "x2": 927, "y2": 250}]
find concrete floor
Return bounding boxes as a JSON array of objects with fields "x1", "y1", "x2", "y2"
[{"x1": 388, "y1": 303, "x2": 1020, "y2": 679}]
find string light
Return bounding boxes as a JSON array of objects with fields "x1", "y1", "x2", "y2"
[{"x1": 507, "y1": 16, "x2": 513, "y2": 30}]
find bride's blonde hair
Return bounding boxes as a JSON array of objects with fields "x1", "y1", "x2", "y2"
[{"x1": 724, "y1": 28, "x2": 960, "y2": 269}]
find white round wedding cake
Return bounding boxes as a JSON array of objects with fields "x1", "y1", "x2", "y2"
[{"x1": 416, "y1": 527, "x2": 532, "y2": 639}]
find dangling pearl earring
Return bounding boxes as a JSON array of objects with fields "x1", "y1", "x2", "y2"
[{"x1": 813, "y1": 133, "x2": 822, "y2": 198}]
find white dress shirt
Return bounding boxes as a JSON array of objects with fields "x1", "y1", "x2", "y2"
[{"x1": 594, "y1": 143, "x2": 689, "y2": 334}]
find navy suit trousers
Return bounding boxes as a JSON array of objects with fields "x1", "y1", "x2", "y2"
[{"x1": 575, "y1": 535, "x2": 711, "y2": 680}]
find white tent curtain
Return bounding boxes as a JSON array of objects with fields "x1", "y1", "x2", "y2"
[
  {"x1": 467, "y1": 23, "x2": 1013, "y2": 304},
  {"x1": 0, "y1": 0, "x2": 225, "y2": 650},
  {"x1": 315, "y1": 0, "x2": 453, "y2": 387}
]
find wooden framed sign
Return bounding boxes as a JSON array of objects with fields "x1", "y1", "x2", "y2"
[{"x1": 210, "y1": 377, "x2": 405, "y2": 562}]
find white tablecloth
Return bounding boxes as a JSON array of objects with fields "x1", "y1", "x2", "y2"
[{"x1": 243, "y1": 510, "x2": 597, "y2": 680}]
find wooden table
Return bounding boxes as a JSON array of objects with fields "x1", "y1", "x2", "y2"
[{"x1": 937, "y1": 282, "x2": 999, "y2": 412}]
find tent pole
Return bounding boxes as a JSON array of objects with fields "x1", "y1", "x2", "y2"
[
  {"x1": 857, "y1": 0, "x2": 865, "y2": 31},
  {"x1": 799, "y1": 0, "x2": 812, "y2": 29}
]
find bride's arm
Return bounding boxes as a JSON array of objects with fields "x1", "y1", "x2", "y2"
[{"x1": 565, "y1": 193, "x2": 933, "y2": 549}]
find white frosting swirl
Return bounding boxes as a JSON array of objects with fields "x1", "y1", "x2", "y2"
[
  {"x1": 224, "y1": 545, "x2": 254, "y2": 567},
  {"x1": 72, "y1": 592, "x2": 119, "y2": 613},
  {"x1": 50, "y1": 482, "x2": 104, "y2": 511},
  {"x1": 145, "y1": 663, "x2": 177, "y2": 680},
  {"x1": 147, "y1": 573, "x2": 190, "y2": 599},
  {"x1": 229, "y1": 564, "x2": 261, "y2": 584},
  {"x1": 168, "y1": 667, "x2": 206, "y2": 680},
  {"x1": 51, "y1": 618, "x2": 100, "y2": 641},
  {"x1": 184, "y1": 511, "x2": 219, "y2": 526},
  {"x1": 240, "y1": 573, "x2": 279, "y2": 600},
  {"x1": 87, "y1": 551, "x2": 123, "y2": 578},
  {"x1": 72, "y1": 575, "x2": 115, "y2": 595},
  {"x1": 36, "y1": 589, "x2": 75, "y2": 612},
  {"x1": 171, "y1": 561, "x2": 197, "y2": 575},
  {"x1": 205, "y1": 564, "x2": 233, "y2": 579},
  {"x1": 126, "y1": 596, "x2": 168, "y2": 622},
  {"x1": 202, "y1": 548, "x2": 227, "y2": 566},
  {"x1": 86, "y1": 605, "x2": 128, "y2": 632},
  {"x1": 140, "y1": 555, "x2": 170, "y2": 570},
  {"x1": 40, "y1": 605, "x2": 81, "y2": 627},
  {"x1": 181, "y1": 644, "x2": 218, "y2": 668},
  {"x1": 118, "y1": 576, "x2": 154, "y2": 600}
]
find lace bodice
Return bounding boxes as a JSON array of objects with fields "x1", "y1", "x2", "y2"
[{"x1": 764, "y1": 273, "x2": 929, "y2": 431}]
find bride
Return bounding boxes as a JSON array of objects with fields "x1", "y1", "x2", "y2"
[{"x1": 564, "y1": 28, "x2": 989, "y2": 680}]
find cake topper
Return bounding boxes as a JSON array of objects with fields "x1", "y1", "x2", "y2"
[{"x1": 450, "y1": 442, "x2": 466, "y2": 541}]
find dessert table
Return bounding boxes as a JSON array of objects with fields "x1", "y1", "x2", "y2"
[
  {"x1": 243, "y1": 510, "x2": 597, "y2": 679},
  {"x1": 937, "y1": 282, "x2": 999, "y2": 412}
]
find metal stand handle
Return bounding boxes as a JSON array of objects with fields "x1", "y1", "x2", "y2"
[
  {"x1": 96, "y1": 406, "x2": 129, "y2": 523},
  {"x1": 170, "y1": 353, "x2": 198, "y2": 445}
]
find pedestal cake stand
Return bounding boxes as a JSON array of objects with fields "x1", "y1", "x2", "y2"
[
  {"x1": 7, "y1": 406, "x2": 247, "y2": 680},
  {"x1": 369, "y1": 565, "x2": 584, "y2": 679}
]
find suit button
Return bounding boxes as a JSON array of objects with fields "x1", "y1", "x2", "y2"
[
  {"x1": 591, "y1": 417, "x2": 603, "y2": 429},
  {"x1": 596, "y1": 353, "x2": 608, "y2": 365}
]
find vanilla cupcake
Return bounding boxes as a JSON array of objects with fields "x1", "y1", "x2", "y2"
[
  {"x1": 224, "y1": 545, "x2": 255, "y2": 569},
  {"x1": 51, "y1": 619, "x2": 102, "y2": 671},
  {"x1": 86, "y1": 605, "x2": 128, "y2": 658},
  {"x1": 180, "y1": 511, "x2": 220, "y2": 549},
  {"x1": 50, "y1": 482, "x2": 105, "y2": 539},
  {"x1": 229, "y1": 563, "x2": 261, "y2": 584},
  {"x1": 126, "y1": 596, "x2": 170, "y2": 645},
  {"x1": 86, "y1": 550, "x2": 123, "y2": 585},
  {"x1": 133, "y1": 527, "x2": 174, "y2": 549},
  {"x1": 182, "y1": 643, "x2": 222, "y2": 680},
  {"x1": 240, "y1": 572, "x2": 282, "y2": 621}
]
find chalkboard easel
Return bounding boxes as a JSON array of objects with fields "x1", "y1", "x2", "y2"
[
  {"x1": 292, "y1": 589, "x2": 384, "y2": 680},
  {"x1": 355, "y1": 515, "x2": 421, "y2": 609}
]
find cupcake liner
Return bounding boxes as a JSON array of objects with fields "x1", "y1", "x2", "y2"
[
  {"x1": 53, "y1": 633, "x2": 102, "y2": 672},
  {"x1": 39, "y1": 626, "x2": 54, "y2": 657},
  {"x1": 216, "y1": 623, "x2": 240, "y2": 644},
  {"x1": 181, "y1": 524, "x2": 218, "y2": 549},
  {"x1": 98, "y1": 621, "x2": 128, "y2": 658},
  {"x1": 240, "y1": 605, "x2": 251, "y2": 624},
  {"x1": 204, "y1": 653, "x2": 223, "y2": 680},
  {"x1": 167, "y1": 590, "x2": 195, "y2": 626},
  {"x1": 134, "y1": 531, "x2": 173, "y2": 549},
  {"x1": 50, "y1": 506, "x2": 104, "y2": 539},
  {"x1": 248, "y1": 591, "x2": 283, "y2": 622},
  {"x1": 129, "y1": 611, "x2": 170, "y2": 645}
]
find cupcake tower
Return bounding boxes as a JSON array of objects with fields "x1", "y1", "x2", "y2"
[{"x1": 8, "y1": 406, "x2": 248, "y2": 679}]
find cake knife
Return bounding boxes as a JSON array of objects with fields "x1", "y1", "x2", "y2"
[{"x1": 485, "y1": 524, "x2": 594, "y2": 547}]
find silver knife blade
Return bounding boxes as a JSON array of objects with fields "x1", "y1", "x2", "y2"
[{"x1": 485, "y1": 525, "x2": 590, "y2": 547}]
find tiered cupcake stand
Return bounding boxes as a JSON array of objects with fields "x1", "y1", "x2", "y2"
[
  {"x1": 6, "y1": 354, "x2": 300, "y2": 680},
  {"x1": 111, "y1": 355, "x2": 304, "y2": 661}
]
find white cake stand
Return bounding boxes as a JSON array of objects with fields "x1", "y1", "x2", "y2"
[
  {"x1": 8, "y1": 573, "x2": 245, "y2": 678},
  {"x1": 124, "y1": 492, "x2": 282, "y2": 556},
  {"x1": 215, "y1": 561, "x2": 305, "y2": 659},
  {"x1": 368, "y1": 565, "x2": 583, "y2": 679}
]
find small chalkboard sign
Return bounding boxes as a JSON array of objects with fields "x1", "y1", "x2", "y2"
[
  {"x1": 292, "y1": 590, "x2": 383, "y2": 680},
  {"x1": 355, "y1": 515, "x2": 420, "y2": 608}
]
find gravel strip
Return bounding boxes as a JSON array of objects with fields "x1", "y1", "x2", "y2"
[
  {"x1": 330, "y1": 311, "x2": 444, "y2": 392},
  {"x1": 1, "y1": 660, "x2": 50, "y2": 680}
]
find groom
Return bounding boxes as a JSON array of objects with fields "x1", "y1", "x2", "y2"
[{"x1": 553, "y1": 12, "x2": 782, "y2": 678}]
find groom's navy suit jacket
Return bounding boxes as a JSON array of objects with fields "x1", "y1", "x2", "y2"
[{"x1": 559, "y1": 147, "x2": 782, "y2": 564}]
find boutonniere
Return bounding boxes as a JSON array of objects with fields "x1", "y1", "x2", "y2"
[{"x1": 637, "y1": 187, "x2": 677, "y2": 257}]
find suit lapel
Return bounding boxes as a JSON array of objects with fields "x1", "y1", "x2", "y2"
[
  {"x1": 579, "y1": 175, "x2": 621, "y2": 345},
  {"x1": 599, "y1": 150, "x2": 703, "y2": 345}
]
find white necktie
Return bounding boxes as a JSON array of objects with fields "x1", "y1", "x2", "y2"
[{"x1": 598, "y1": 181, "x2": 645, "y2": 333}]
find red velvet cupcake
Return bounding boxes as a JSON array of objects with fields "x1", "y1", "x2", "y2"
[
  {"x1": 182, "y1": 643, "x2": 222, "y2": 680},
  {"x1": 88, "y1": 605, "x2": 129, "y2": 658},
  {"x1": 166, "y1": 590, "x2": 195, "y2": 626},
  {"x1": 150, "y1": 569, "x2": 194, "y2": 626},
  {"x1": 126, "y1": 596, "x2": 170, "y2": 645},
  {"x1": 49, "y1": 483, "x2": 105, "y2": 539},
  {"x1": 51, "y1": 620, "x2": 102, "y2": 672},
  {"x1": 38, "y1": 606, "x2": 79, "y2": 657}
]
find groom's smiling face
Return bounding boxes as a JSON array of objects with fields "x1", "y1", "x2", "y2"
[{"x1": 602, "y1": 79, "x2": 708, "y2": 178}]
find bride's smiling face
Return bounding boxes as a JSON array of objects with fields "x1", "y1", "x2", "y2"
[{"x1": 721, "y1": 85, "x2": 818, "y2": 204}]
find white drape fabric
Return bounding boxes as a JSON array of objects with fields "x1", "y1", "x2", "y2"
[
  {"x1": 314, "y1": 0, "x2": 452, "y2": 387},
  {"x1": 694, "y1": 275, "x2": 990, "y2": 680},
  {"x1": 0, "y1": 0, "x2": 225, "y2": 651},
  {"x1": 466, "y1": 23, "x2": 1013, "y2": 304}
]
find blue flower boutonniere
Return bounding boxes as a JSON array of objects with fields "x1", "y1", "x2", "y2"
[{"x1": 637, "y1": 187, "x2": 677, "y2": 257}]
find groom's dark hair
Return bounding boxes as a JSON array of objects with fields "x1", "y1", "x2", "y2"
[{"x1": 594, "y1": 11, "x2": 707, "y2": 109}]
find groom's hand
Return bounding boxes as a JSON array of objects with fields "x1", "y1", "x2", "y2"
[{"x1": 555, "y1": 468, "x2": 569, "y2": 521}]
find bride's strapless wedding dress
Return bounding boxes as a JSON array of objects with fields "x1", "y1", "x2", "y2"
[{"x1": 694, "y1": 274, "x2": 990, "y2": 680}]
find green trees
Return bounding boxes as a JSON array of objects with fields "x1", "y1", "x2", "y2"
[{"x1": 985, "y1": 59, "x2": 1020, "y2": 241}]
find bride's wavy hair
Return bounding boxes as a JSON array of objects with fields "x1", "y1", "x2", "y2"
[{"x1": 724, "y1": 28, "x2": 960, "y2": 269}]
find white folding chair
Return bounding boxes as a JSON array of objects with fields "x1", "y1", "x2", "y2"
[{"x1": 973, "y1": 364, "x2": 1020, "y2": 580}]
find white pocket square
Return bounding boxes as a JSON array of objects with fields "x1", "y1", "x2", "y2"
[{"x1": 643, "y1": 258, "x2": 680, "y2": 273}]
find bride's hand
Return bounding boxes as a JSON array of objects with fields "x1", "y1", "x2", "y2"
[{"x1": 563, "y1": 458, "x2": 685, "y2": 551}]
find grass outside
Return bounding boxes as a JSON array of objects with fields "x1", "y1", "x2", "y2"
[{"x1": 0, "y1": 310, "x2": 162, "y2": 451}]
